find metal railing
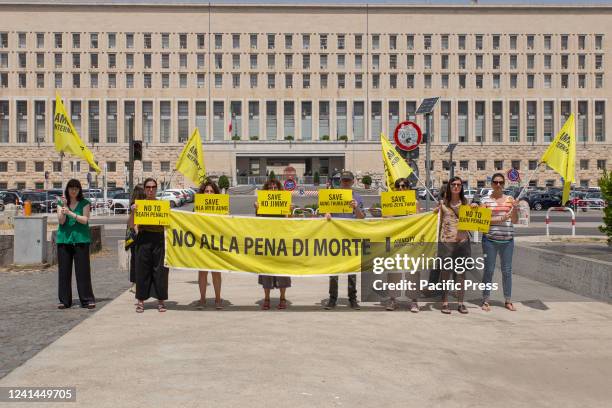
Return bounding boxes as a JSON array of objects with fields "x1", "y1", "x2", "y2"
[{"x1": 545, "y1": 206, "x2": 575, "y2": 236}]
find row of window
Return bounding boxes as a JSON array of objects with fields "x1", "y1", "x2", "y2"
[
  {"x1": 1, "y1": 71, "x2": 605, "y2": 90},
  {"x1": 0, "y1": 99, "x2": 605, "y2": 144},
  {"x1": 1, "y1": 158, "x2": 607, "y2": 175},
  {"x1": 1, "y1": 32, "x2": 605, "y2": 52},
  {"x1": 3, "y1": 51, "x2": 604, "y2": 72}
]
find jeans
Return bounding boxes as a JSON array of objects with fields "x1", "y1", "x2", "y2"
[{"x1": 481, "y1": 236, "x2": 514, "y2": 301}]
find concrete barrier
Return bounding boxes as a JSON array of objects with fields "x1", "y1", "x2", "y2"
[
  {"x1": 117, "y1": 240, "x2": 130, "y2": 272},
  {"x1": 514, "y1": 243, "x2": 612, "y2": 302},
  {"x1": 0, "y1": 235, "x2": 13, "y2": 265}
]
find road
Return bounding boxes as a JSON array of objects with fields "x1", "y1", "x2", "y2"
[{"x1": 92, "y1": 196, "x2": 606, "y2": 238}]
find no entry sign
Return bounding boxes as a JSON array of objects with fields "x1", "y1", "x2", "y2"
[{"x1": 394, "y1": 121, "x2": 422, "y2": 151}]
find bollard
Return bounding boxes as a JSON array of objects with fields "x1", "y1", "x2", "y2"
[{"x1": 24, "y1": 200, "x2": 32, "y2": 216}]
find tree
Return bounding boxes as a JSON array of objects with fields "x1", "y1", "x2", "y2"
[
  {"x1": 313, "y1": 171, "x2": 320, "y2": 185},
  {"x1": 361, "y1": 175, "x2": 372, "y2": 188},
  {"x1": 598, "y1": 170, "x2": 612, "y2": 245},
  {"x1": 269, "y1": 170, "x2": 276, "y2": 180},
  {"x1": 218, "y1": 175, "x2": 230, "y2": 191}
]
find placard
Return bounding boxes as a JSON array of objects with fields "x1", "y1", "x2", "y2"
[
  {"x1": 194, "y1": 194, "x2": 230, "y2": 215},
  {"x1": 457, "y1": 205, "x2": 492, "y2": 233},
  {"x1": 256, "y1": 190, "x2": 292, "y2": 215},
  {"x1": 318, "y1": 189, "x2": 353, "y2": 214},
  {"x1": 381, "y1": 190, "x2": 417, "y2": 216},
  {"x1": 134, "y1": 200, "x2": 170, "y2": 226}
]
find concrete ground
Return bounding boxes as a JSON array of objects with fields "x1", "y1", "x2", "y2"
[{"x1": 1, "y1": 263, "x2": 611, "y2": 407}]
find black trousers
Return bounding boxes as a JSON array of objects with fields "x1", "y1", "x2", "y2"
[
  {"x1": 57, "y1": 243, "x2": 95, "y2": 307},
  {"x1": 329, "y1": 274, "x2": 357, "y2": 302},
  {"x1": 129, "y1": 245, "x2": 136, "y2": 283},
  {"x1": 135, "y1": 231, "x2": 168, "y2": 301}
]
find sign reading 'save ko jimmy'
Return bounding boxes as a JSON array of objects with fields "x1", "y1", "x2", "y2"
[
  {"x1": 134, "y1": 200, "x2": 170, "y2": 225},
  {"x1": 256, "y1": 190, "x2": 292, "y2": 215}
]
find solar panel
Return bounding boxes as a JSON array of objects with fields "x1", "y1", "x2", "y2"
[{"x1": 416, "y1": 97, "x2": 439, "y2": 115}]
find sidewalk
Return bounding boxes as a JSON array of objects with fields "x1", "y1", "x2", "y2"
[{"x1": 1, "y1": 268, "x2": 611, "y2": 407}]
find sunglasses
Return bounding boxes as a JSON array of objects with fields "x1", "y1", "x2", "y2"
[
  {"x1": 451, "y1": 183, "x2": 462, "y2": 187},
  {"x1": 398, "y1": 184, "x2": 407, "y2": 189},
  {"x1": 492, "y1": 180, "x2": 505, "y2": 185}
]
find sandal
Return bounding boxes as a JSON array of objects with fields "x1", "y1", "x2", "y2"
[
  {"x1": 277, "y1": 299, "x2": 287, "y2": 310},
  {"x1": 441, "y1": 304, "x2": 451, "y2": 314},
  {"x1": 136, "y1": 303, "x2": 144, "y2": 313},
  {"x1": 481, "y1": 301, "x2": 491, "y2": 312},
  {"x1": 157, "y1": 303, "x2": 167, "y2": 313},
  {"x1": 215, "y1": 300, "x2": 223, "y2": 310},
  {"x1": 86, "y1": 303, "x2": 96, "y2": 310},
  {"x1": 57, "y1": 304, "x2": 67, "y2": 310},
  {"x1": 457, "y1": 304, "x2": 468, "y2": 314},
  {"x1": 505, "y1": 302, "x2": 516, "y2": 311},
  {"x1": 410, "y1": 302, "x2": 419, "y2": 313},
  {"x1": 262, "y1": 300, "x2": 271, "y2": 310}
]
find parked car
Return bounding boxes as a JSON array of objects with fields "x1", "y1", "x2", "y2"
[
  {"x1": 464, "y1": 189, "x2": 477, "y2": 202},
  {"x1": 109, "y1": 192, "x2": 131, "y2": 213},
  {"x1": 527, "y1": 193, "x2": 562, "y2": 211},
  {"x1": 84, "y1": 191, "x2": 106, "y2": 209},
  {"x1": 578, "y1": 192, "x2": 605, "y2": 211},
  {"x1": 156, "y1": 191, "x2": 181, "y2": 208},
  {"x1": 181, "y1": 189, "x2": 195, "y2": 203},
  {"x1": 0, "y1": 191, "x2": 22, "y2": 206},
  {"x1": 20, "y1": 191, "x2": 56, "y2": 213},
  {"x1": 165, "y1": 189, "x2": 187, "y2": 205},
  {"x1": 565, "y1": 191, "x2": 588, "y2": 208}
]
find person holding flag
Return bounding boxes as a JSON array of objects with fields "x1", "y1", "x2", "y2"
[
  {"x1": 381, "y1": 135, "x2": 413, "y2": 191},
  {"x1": 53, "y1": 93, "x2": 101, "y2": 174},
  {"x1": 175, "y1": 128, "x2": 206, "y2": 186}
]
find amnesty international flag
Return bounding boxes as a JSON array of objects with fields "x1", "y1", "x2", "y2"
[
  {"x1": 381, "y1": 134, "x2": 413, "y2": 190},
  {"x1": 540, "y1": 114, "x2": 576, "y2": 204},
  {"x1": 175, "y1": 128, "x2": 206, "y2": 185},
  {"x1": 53, "y1": 94, "x2": 101, "y2": 173}
]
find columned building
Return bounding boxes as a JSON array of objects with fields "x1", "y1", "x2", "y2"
[{"x1": 0, "y1": 0, "x2": 610, "y2": 189}]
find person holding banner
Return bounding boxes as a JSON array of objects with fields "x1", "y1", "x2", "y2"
[
  {"x1": 133, "y1": 178, "x2": 169, "y2": 313},
  {"x1": 434, "y1": 177, "x2": 476, "y2": 315},
  {"x1": 56, "y1": 179, "x2": 96, "y2": 309},
  {"x1": 196, "y1": 180, "x2": 223, "y2": 310},
  {"x1": 479, "y1": 173, "x2": 519, "y2": 312},
  {"x1": 254, "y1": 179, "x2": 291, "y2": 310},
  {"x1": 324, "y1": 171, "x2": 365, "y2": 310},
  {"x1": 385, "y1": 178, "x2": 420, "y2": 312}
]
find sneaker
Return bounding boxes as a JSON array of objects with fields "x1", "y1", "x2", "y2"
[
  {"x1": 324, "y1": 299, "x2": 337, "y2": 310},
  {"x1": 349, "y1": 300, "x2": 361, "y2": 310},
  {"x1": 385, "y1": 299, "x2": 397, "y2": 311}
]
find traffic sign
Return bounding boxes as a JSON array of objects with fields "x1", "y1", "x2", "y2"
[
  {"x1": 393, "y1": 121, "x2": 422, "y2": 151},
  {"x1": 507, "y1": 168, "x2": 520, "y2": 182},
  {"x1": 283, "y1": 179, "x2": 296, "y2": 191}
]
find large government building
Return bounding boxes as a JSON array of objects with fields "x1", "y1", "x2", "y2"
[{"x1": 0, "y1": 0, "x2": 610, "y2": 190}]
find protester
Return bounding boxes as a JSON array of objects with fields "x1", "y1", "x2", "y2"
[
  {"x1": 196, "y1": 179, "x2": 223, "y2": 310},
  {"x1": 385, "y1": 178, "x2": 420, "y2": 312},
  {"x1": 324, "y1": 171, "x2": 365, "y2": 310},
  {"x1": 132, "y1": 178, "x2": 169, "y2": 313},
  {"x1": 435, "y1": 176, "x2": 477, "y2": 314},
  {"x1": 126, "y1": 184, "x2": 145, "y2": 294},
  {"x1": 56, "y1": 178, "x2": 95, "y2": 309},
  {"x1": 254, "y1": 179, "x2": 291, "y2": 310},
  {"x1": 479, "y1": 173, "x2": 519, "y2": 312}
]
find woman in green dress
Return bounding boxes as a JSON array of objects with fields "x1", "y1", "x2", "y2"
[{"x1": 56, "y1": 178, "x2": 95, "y2": 309}]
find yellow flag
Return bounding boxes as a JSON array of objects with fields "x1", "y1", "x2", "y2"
[
  {"x1": 540, "y1": 114, "x2": 576, "y2": 204},
  {"x1": 381, "y1": 134, "x2": 413, "y2": 190},
  {"x1": 175, "y1": 128, "x2": 206, "y2": 185},
  {"x1": 53, "y1": 94, "x2": 101, "y2": 173}
]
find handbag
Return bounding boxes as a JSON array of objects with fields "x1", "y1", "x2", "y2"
[{"x1": 124, "y1": 227, "x2": 137, "y2": 251}]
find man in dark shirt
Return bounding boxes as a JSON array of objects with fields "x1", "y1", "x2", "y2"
[{"x1": 324, "y1": 171, "x2": 365, "y2": 310}]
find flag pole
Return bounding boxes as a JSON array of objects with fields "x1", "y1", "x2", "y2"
[
  {"x1": 516, "y1": 162, "x2": 542, "y2": 200},
  {"x1": 412, "y1": 173, "x2": 437, "y2": 202},
  {"x1": 164, "y1": 170, "x2": 176, "y2": 194}
]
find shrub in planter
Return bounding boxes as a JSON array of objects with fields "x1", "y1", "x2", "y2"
[
  {"x1": 249, "y1": 135, "x2": 259, "y2": 141},
  {"x1": 361, "y1": 175, "x2": 372, "y2": 188},
  {"x1": 313, "y1": 171, "x2": 320, "y2": 185},
  {"x1": 231, "y1": 134, "x2": 241, "y2": 141},
  {"x1": 218, "y1": 175, "x2": 230, "y2": 190},
  {"x1": 320, "y1": 134, "x2": 330, "y2": 141},
  {"x1": 284, "y1": 135, "x2": 294, "y2": 141},
  {"x1": 338, "y1": 135, "x2": 348, "y2": 141}
]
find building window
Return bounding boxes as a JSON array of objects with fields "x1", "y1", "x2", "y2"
[
  {"x1": 142, "y1": 161, "x2": 152, "y2": 172},
  {"x1": 16, "y1": 101, "x2": 27, "y2": 143},
  {"x1": 458, "y1": 74, "x2": 466, "y2": 89},
  {"x1": 16, "y1": 161, "x2": 26, "y2": 172},
  {"x1": 267, "y1": 33, "x2": 275, "y2": 49},
  {"x1": 577, "y1": 101, "x2": 588, "y2": 142},
  {"x1": 578, "y1": 74, "x2": 586, "y2": 89},
  {"x1": 338, "y1": 74, "x2": 346, "y2": 89},
  {"x1": 267, "y1": 73, "x2": 275, "y2": 89},
  {"x1": 160, "y1": 161, "x2": 170, "y2": 172},
  {"x1": 494, "y1": 160, "x2": 503, "y2": 171},
  {"x1": 249, "y1": 73, "x2": 257, "y2": 89},
  {"x1": 543, "y1": 101, "x2": 554, "y2": 142},
  {"x1": 578, "y1": 35, "x2": 586, "y2": 50},
  {"x1": 126, "y1": 33, "x2": 134, "y2": 49},
  {"x1": 197, "y1": 33, "x2": 205, "y2": 49},
  {"x1": 406, "y1": 74, "x2": 414, "y2": 89},
  {"x1": 509, "y1": 101, "x2": 520, "y2": 143},
  {"x1": 423, "y1": 34, "x2": 431, "y2": 50},
  {"x1": 249, "y1": 33, "x2": 257, "y2": 49},
  {"x1": 544, "y1": 74, "x2": 551, "y2": 88},
  {"x1": 475, "y1": 74, "x2": 483, "y2": 89},
  {"x1": 355, "y1": 34, "x2": 363, "y2": 49},
  {"x1": 477, "y1": 160, "x2": 486, "y2": 171},
  {"x1": 88, "y1": 101, "x2": 99, "y2": 143},
  {"x1": 492, "y1": 101, "x2": 502, "y2": 143},
  {"x1": 215, "y1": 34, "x2": 222, "y2": 49},
  {"x1": 424, "y1": 54, "x2": 432, "y2": 69},
  {"x1": 493, "y1": 74, "x2": 500, "y2": 89},
  {"x1": 595, "y1": 101, "x2": 605, "y2": 142},
  {"x1": 161, "y1": 73, "x2": 169, "y2": 88},
  {"x1": 160, "y1": 101, "x2": 171, "y2": 143},
  {"x1": 475, "y1": 34, "x2": 483, "y2": 50},
  {"x1": 106, "y1": 101, "x2": 117, "y2": 143},
  {"x1": 527, "y1": 74, "x2": 534, "y2": 89},
  {"x1": 561, "y1": 35, "x2": 568, "y2": 50},
  {"x1": 142, "y1": 101, "x2": 153, "y2": 143},
  {"x1": 580, "y1": 159, "x2": 589, "y2": 170},
  {"x1": 440, "y1": 101, "x2": 451, "y2": 143},
  {"x1": 597, "y1": 160, "x2": 607, "y2": 170},
  {"x1": 177, "y1": 101, "x2": 189, "y2": 143},
  {"x1": 441, "y1": 74, "x2": 448, "y2": 89}
]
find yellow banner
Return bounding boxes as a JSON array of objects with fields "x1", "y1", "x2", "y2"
[
  {"x1": 194, "y1": 194, "x2": 229, "y2": 215},
  {"x1": 256, "y1": 190, "x2": 292, "y2": 215},
  {"x1": 318, "y1": 189, "x2": 353, "y2": 213},
  {"x1": 53, "y1": 94, "x2": 101, "y2": 173},
  {"x1": 381, "y1": 190, "x2": 417, "y2": 216},
  {"x1": 457, "y1": 205, "x2": 492, "y2": 233},
  {"x1": 165, "y1": 211, "x2": 439, "y2": 275},
  {"x1": 134, "y1": 200, "x2": 170, "y2": 226},
  {"x1": 381, "y1": 134, "x2": 413, "y2": 190}
]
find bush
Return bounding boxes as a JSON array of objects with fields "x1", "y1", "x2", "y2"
[
  {"x1": 269, "y1": 170, "x2": 276, "y2": 180},
  {"x1": 218, "y1": 175, "x2": 230, "y2": 190},
  {"x1": 249, "y1": 135, "x2": 259, "y2": 141},
  {"x1": 313, "y1": 171, "x2": 320, "y2": 185},
  {"x1": 361, "y1": 175, "x2": 372, "y2": 187},
  {"x1": 598, "y1": 170, "x2": 612, "y2": 245},
  {"x1": 320, "y1": 134, "x2": 330, "y2": 141},
  {"x1": 284, "y1": 135, "x2": 294, "y2": 141},
  {"x1": 231, "y1": 135, "x2": 241, "y2": 141},
  {"x1": 338, "y1": 135, "x2": 348, "y2": 141}
]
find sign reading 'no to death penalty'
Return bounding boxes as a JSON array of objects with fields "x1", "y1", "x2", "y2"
[
  {"x1": 134, "y1": 200, "x2": 170, "y2": 226},
  {"x1": 194, "y1": 194, "x2": 230, "y2": 215},
  {"x1": 256, "y1": 190, "x2": 292, "y2": 215},
  {"x1": 380, "y1": 190, "x2": 417, "y2": 216},
  {"x1": 318, "y1": 189, "x2": 354, "y2": 214},
  {"x1": 458, "y1": 205, "x2": 492, "y2": 233}
]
